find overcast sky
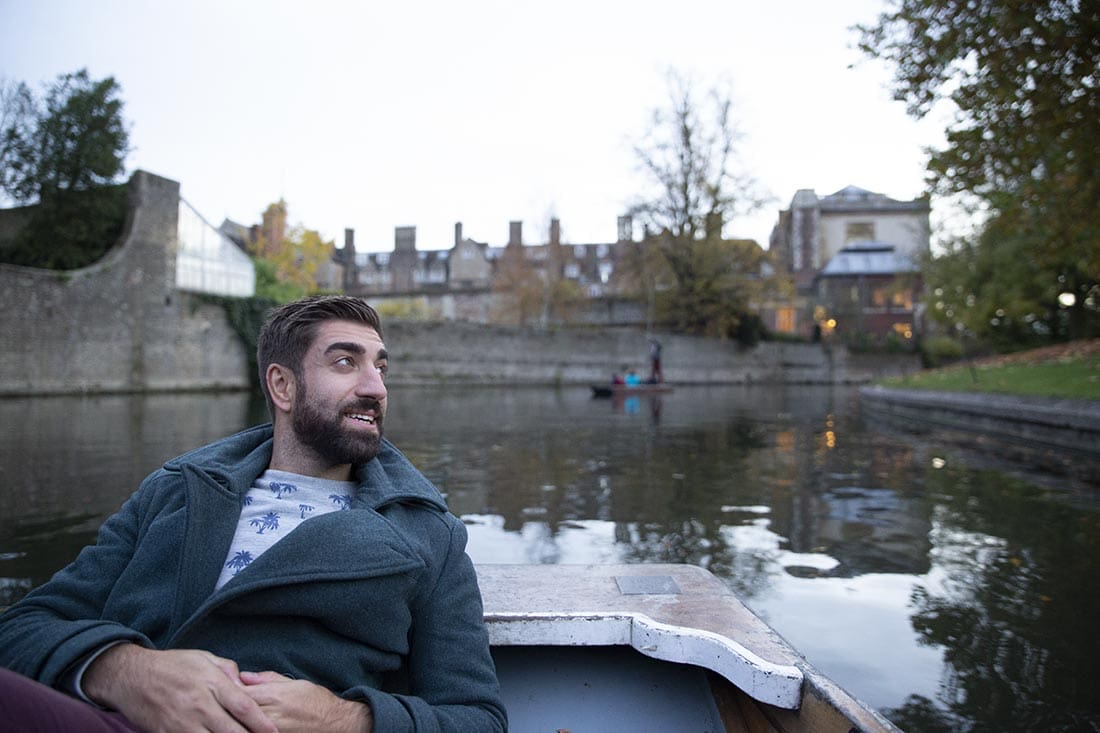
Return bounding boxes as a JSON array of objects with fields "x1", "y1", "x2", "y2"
[{"x1": 1, "y1": 0, "x2": 946, "y2": 252}]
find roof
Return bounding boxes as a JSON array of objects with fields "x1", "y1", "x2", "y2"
[
  {"x1": 819, "y1": 185, "x2": 929, "y2": 213},
  {"x1": 820, "y1": 242, "x2": 918, "y2": 276}
]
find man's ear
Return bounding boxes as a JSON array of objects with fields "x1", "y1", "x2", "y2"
[{"x1": 266, "y1": 364, "x2": 296, "y2": 414}]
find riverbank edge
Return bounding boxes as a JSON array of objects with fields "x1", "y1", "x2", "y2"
[{"x1": 859, "y1": 385, "x2": 1100, "y2": 458}]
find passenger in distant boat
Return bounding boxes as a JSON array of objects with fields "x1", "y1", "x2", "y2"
[
  {"x1": 625, "y1": 368, "x2": 642, "y2": 386},
  {"x1": 612, "y1": 367, "x2": 626, "y2": 386},
  {"x1": 0, "y1": 295, "x2": 506, "y2": 733}
]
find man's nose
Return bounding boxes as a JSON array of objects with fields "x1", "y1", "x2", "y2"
[{"x1": 357, "y1": 366, "x2": 387, "y2": 398}]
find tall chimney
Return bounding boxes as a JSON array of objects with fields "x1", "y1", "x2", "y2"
[
  {"x1": 508, "y1": 221, "x2": 523, "y2": 247},
  {"x1": 455, "y1": 222, "x2": 463, "y2": 247},
  {"x1": 342, "y1": 228, "x2": 357, "y2": 292},
  {"x1": 617, "y1": 215, "x2": 633, "y2": 243},
  {"x1": 395, "y1": 226, "x2": 416, "y2": 253}
]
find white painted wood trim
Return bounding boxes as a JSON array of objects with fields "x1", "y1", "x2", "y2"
[{"x1": 485, "y1": 611, "x2": 805, "y2": 709}]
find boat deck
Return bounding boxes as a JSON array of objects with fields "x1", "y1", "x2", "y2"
[
  {"x1": 477, "y1": 563, "x2": 900, "y2": 733},
  {"x1": 478, "y1": 563, "x2": 803, "y2": 707}
]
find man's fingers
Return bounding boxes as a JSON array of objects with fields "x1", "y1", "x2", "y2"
[
  {"x1": 213, "y1": 683, "x2": 280, "y2": 733},
  {"x1": 239, "y1": 669, "x2": 287, "y2": 685}
]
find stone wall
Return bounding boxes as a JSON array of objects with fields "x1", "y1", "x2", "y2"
[
  {"x1": 381, "y1": 321, "x2": 920, "y2": 386},
  {"x1": 0, "y1": 171, "x2": 250, "y2": 395},
  {"x1": 861, "y1": 385, "x2": 1100, "y2": 459}
]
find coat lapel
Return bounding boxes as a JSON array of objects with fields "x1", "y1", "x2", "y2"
[{"x1": 171, "y1": 463, "x2": 248, "y2": 628}]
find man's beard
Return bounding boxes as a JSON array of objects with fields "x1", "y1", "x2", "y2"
[{"x1": 291, "y1": 386, "x2": 384, "y2": 467}]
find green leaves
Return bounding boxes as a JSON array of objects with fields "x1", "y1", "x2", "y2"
[
  {"x1": 1, "y1": 68, "x2": 130, "y2": 205},
  {"x1": 859, "y1": 0, "x2": 1100, "y2": 343},
  {"x1": 0, "y1": 69, "x2": 131, "y2": 269}
]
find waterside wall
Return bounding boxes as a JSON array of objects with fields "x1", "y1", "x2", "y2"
[
  {"x1": 382, "y1": 322, "x2": 920, "y2": 387},
  {"x1": 860, "y1": 385, "x2": 1100, "y2": 459},
  {"x1": 0, "y1": 172, "x2": 249, "y2": 396}
]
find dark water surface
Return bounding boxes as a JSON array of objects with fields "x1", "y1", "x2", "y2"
[{"x1": 1, "y1": 385, "x2": 1097, "y2": 732}]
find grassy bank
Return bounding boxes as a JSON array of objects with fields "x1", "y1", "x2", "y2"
[{"x1": 880, "y1": 339, "x2": 1100, "y2": 401}]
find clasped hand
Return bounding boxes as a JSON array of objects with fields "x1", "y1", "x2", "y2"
[{"x1": 83, "y1": 644, "x2": 373, "y2": 733}]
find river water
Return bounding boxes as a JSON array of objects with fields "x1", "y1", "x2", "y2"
[{"x1": 1, "y1": 385, "x2": 1097, "y2": 732}]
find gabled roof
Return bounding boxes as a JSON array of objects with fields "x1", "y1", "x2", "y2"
[
  {"x1": 819, "y1": 185, "x2": 929, "y2": 213},
  {"x1": 820, "y1": 242, "x2": 919, "y2": 276}
]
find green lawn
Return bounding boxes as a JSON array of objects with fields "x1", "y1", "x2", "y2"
[{"x1": 880, "y1": 356, "x2": 1100, "y2": 400}]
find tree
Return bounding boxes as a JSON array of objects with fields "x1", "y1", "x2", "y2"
[
  {"x1": 490, "y1": 218, "x2": 583, "y2": 327},
  {"x1": 857, "y1": 0, "x2": 1100, "y2": 343},
  {"x1": 0, "y1": 69, "x2": 130, "y2": 268},
  {"x1": 266, "y1": 224, "x2": 335, "y2": 293},
  {"x1": 247, "y1": 201, "x2": 335, "y2": 298},
  {"x1": 629, "y1": 71, "x2": 770, "y2": 338},
  {"x1": 0, "y1": 79, "x2": 36, "y2": 198},
  {"x1": 491, "y1": 240, "x2": 551, "y2": 327}
]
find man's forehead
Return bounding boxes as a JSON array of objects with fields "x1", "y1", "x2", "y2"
[{"x1": 312, "y1": 320, "x2": 385, "y2": 350}]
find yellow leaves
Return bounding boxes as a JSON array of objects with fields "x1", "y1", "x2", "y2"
[{"x1": 249, "y1": 201, "x2": 334, "y2": 295}]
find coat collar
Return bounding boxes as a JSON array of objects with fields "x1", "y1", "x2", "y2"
[{"x1": 163, "y1": 423, "x2": 448, "y2": 513}]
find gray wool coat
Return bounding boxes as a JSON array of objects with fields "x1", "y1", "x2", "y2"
[{"x1": 0, "y1": 424, "x2": 506, "y2": 732}]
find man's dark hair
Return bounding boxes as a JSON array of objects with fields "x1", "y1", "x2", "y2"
[{"x1": 256, "y1": 295, "x2": 384, "y2": 415}]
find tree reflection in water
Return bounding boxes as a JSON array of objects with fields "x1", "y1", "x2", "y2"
[{"x1": 888, "y1": 468, "x2": 1100, "y2": 733}]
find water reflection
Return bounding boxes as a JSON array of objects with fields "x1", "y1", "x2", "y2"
[
  {"x1": 0, "y1": 391, "x2": 263, "y2": 603},
  {"x1": 892, "y1": 468, "x2": 1100, "y2": 732},
  {"x1": 1, "y1": 385, "x2": 1098, "y2": 732}
]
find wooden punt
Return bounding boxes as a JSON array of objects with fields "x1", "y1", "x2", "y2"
[
  {"x1": 591, "y1": 383, "x2": 674, "y2": 398},
  {"x1": 477, "y1": 563, "x2": 900, "y2": 733}
]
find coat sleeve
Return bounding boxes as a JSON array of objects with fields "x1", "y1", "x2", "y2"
[
  {"x1": 349, "y1": 517, "x2": 507, "y2": 732},
  {"x1": 0, "y1": 480, "x2": 157, "y2": 685}
]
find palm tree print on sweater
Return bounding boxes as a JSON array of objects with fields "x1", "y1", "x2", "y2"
[
  {"x1": 250, "y1": 511, "x2": 280, "y2": 534},
  {"x1": 269, "y1": 482, "x2": 298, "y2": 499},
  {"x1": 225, "y1": 550, "x2": 254, "y2": 575},
  {"x1": 330, "y1": 494, "x2": 353, "y2": 510},
  {"x1": 299, "y1": 504, "x2": 315, "y2": 519}
]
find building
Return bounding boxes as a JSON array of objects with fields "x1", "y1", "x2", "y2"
[
  {"x1": 815, "y1": 241, "x2": 922, "y2": 343},
  {"x1": 339, "y1": 216, "x2": 640, "y2": 326},
  {"x1": 768, "y1": 185, "x2": 930, "y2": 341}
]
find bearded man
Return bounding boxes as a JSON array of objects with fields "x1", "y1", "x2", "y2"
[{"x1": 0, "y1": 295, "x2": 506, "y2": 733}]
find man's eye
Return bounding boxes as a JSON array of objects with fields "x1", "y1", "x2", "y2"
[
  {"x1": 335, "y1": 356, "x2": 354, "y2": 367},
  {"x1": 376, "y1": 363, "x2": 388, "y2": 377}
]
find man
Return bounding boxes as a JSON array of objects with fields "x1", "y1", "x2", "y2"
[
  {"x1": 0, "y1": 295, "x2": 506, "y2": 732},
  {"x1": 647, "y1": 337, "x2": 662, "y2": 384}
]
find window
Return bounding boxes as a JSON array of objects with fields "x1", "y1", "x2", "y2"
[
  {"x1": 893, "y1": 290, "x2": 913, "y2": 309},
  {"x1": 846, "y1": 222, "x2": 874, "y2": 243},
  {"x1": 776, "y1": 307, "x2": 795, "y2": 333},
  {"x1": 892, "y1": 322, "x2": 913, "y2": 339}
]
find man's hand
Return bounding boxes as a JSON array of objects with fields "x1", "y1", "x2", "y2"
[
  {"x1": 83, "y1": 643, "x2": 278, "y2": 733},
  {"x1": 240, "y1": 670, "x2": 374, "y2": 733}
]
